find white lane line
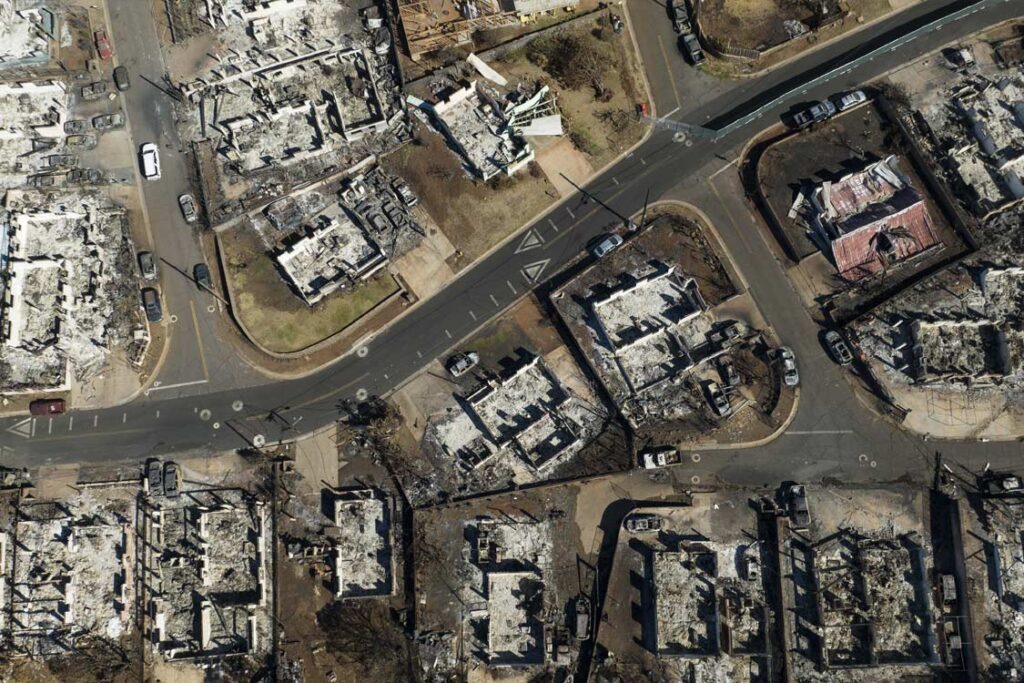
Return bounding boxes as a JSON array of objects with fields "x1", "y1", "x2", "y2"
[
  {"x1": 662, "y1": 105, "x2": 681, "y2": 117},
  {"x1": 384, "y1": 373, "x2": 389, "y2": 380},
  {"x1": 490, "y1": 294, "x2": 500, "y2": 307},
  {"x1": 506, "y1": 280, "x2": 517, "y2": 295},
  {"x1": 445, "y1": 329, "x2": 452, "y2": 339},
  {"x1": 469, "y1": 310, "x2": 477, "y2": 321},
  {"x1": 640, "y1": 158, "x2": 647, "y2": 166},
  {"x1": 709, "y1": 157, "x2": 739, "y2": 180},
  {"x1": 122, "y1": 412, "x2": 127, "y2": 424},
  {"x1": 611, "y1": 177, "x2": 619, "y2": 186},
  {"x1": 784, "y1": 430, "x2": 854, "y2": 435},
  {"x1": 548, "y1": 219, "x2": 559, "y2": 232},
  {"x1": 31, "y1": 418, "x2": 36, "y2": 437},
  {"x1": 48, "y1": 418, "x2": 52, "y2": 435},
  {"x1": 68, "y1": 416, "x2": 73, "y2": 432},
  {"x1": 566, "y1": 206, "x2": 575, "y2": 219},
  {"x1": 147, "y1": 378, "x2": 209, "y2": 393},
  {"x1": 155, "y1": 410, "x2": 160, "y2": 418},
  {"x1": 416, "y1": 350, "x2": 423, "y2": 358},
  {"x1": 93, "y1": 415, "x2": 98, "y2": 428}
]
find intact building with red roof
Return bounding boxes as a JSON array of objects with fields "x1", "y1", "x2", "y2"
[{"x1": 809, "y1": 155, "x2": 941, "y2": 282}]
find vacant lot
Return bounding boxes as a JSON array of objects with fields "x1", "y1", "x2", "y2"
[
  {"x1": 383, "y1": 17, "x2": 646, "y2": 268},
  {"x1": 219, "y1": 226, "x2": 400, "y2": 354},
  {"x1": 700, "y1": 0, "x2": 899, "y2": 72}
]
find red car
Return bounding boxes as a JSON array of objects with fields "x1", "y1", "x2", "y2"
[
  {"x1": 29, "y1": 399, "x2": 65, "y2": 416},
  {"x1": 94, "y1": 30, "x2": 112, "y2": 60}
]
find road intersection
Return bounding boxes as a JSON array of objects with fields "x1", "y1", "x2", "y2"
[{"x1": 1, "y1": 0, "x2": 1020, "y2": 485}]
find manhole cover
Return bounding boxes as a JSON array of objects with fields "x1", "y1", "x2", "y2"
[
  {"x1": 858, "y1": 454, "x2": 868, "y2": 463},
  {"x1": 673, "y1": 132, "x2": 687, "y2": 143},
  {"x1": 212, "y1": 422, "x2": 220, "y2": 430},
  {"x1": 691, "y1": 453, "x2": 701, "y2": 463},
  {"x1": 870, "y1": 460, "x2": 877, "y2": 468},
  {"x1": 252, "y1": 434, "x2": 266, "y2": 448},
  {"x1": 207, "y1": 305, "x2": 215, "y2": 313},
  {"x1": 169, "y1": 314, "x2": 178, "y2": 323},
  {"x1": 357, "y1": 346, "x2": 369, "y2": 358},
  {"x1": 232, "y1": 400, "x2": 244, "y2": 412},
  {"x1": 355, "y1": 388, "x2": 368, "y2": 401},
  {"x1": 690, "y1": 475, "x2": 701, "y2": 485},
  {"x1": 199, "y1": 409, "x2": 211, "y2": 421}
]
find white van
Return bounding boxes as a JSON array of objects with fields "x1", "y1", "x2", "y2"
[{"x1": 140, "y1": 143, "x2": 161, "y2": 180}]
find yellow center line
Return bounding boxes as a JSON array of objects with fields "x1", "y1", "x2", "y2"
[
  {"x1": 189, "y1": 299, "x2": 210, "y2": 381},
  {"x1": 657, "y1": 35, "x2": 682, "y2": 111}
]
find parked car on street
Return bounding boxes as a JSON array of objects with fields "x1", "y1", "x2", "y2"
[
  {"x1": 590, "y1": 233, "x2": 623, "y2": 259},
  {"x1": 625, "y1": 513, "x2": 663, "y2": 533},
  {"x1": 833, "y1": 90, "x2": 868, "y2": 112},
  {"x1": 193, "y1": 263, "x2": 212, "y2": 291},
  {"x1": 113, "y1": 65, "x2": 131, "y2": 91},
  {"x1": 680, "y1": 33, "x2": 705, "y2": 65},
  {"x1": 29, "y1": 399, "x2": 65, "y2": 416},
  {"x1": 48, "y1": 154, "x2": 77, "y2": 168},
  {"x1": 94, "y1": 30, "x2": 112, "y2": 60},
  {"x1": 776, "y1": 347, "x2": 800, "y2": 387},
  {"x1": 709, "y1": 321, "x2": 744, "y2": 348},
  {"x1": 789, "y1": 484, "x2": 810, "y2": 530},
  {"x1": 28, "y1": 174, "x2": 55, "y2": 188},
  {"x1": 147, "y1": 460, "x2": 163, "y2": 496},
  {"x1": 178, "y1": 194, "x2": 198, "y2": 223},
  {"x1": 983, "y1": 473, "x2": 1024, "y2": 496},
  {"x1": 791, "y1": 100, "x2": 836, "y2": 128},
  {"x1": 671, "y1": 1, "x2": 690, "y2": 32},
  {"x1": 138, "y1": 251, "x2": 157, "y2": 280},
  {"x1": 67, "y1": 168, "x2": 102, "y2": 185},
  {"x1": 66, "y1": 133, "x2": 97, "y2": 149},
  {"x1": 705, "y1": 380, "x2": 731, "y2": 417},
  {"x1": 63, "y1": 119, "x2": 86, "y2": 135},
  {"x1": 140, "y1": 143, "x2": 161, "y2": 180},
  {"x1": 141, "y1": 287, "x2": 163, "y2": 322},
  {"x1": 824, "y1": 330, "x2": 854, "y2": 365},
  {"x1": 92, "y1": 113, "x2": 124, "y2": 130},
  {"x1": 446, "y1": 351, "x2": 480, "y2": 378},
  {"x1": 392, "y1": 179, "x2": 418, "y2": 207},
  {"x1": 718, "y1": 356, "x2": 739, "y2": 388},
  {"x1": 81, "y1": 81, "x2": 108, "y2": 100},
  {"x1": 163, "y1": 462, "x2": 180, "y2": 498},
  {"x1": 640, "y1": 447, "x2": 681, "y2": 469}
]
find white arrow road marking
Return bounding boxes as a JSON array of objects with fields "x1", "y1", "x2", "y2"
[
  {"x1": 521, "y1": 258, "x2": 551, "y2": 284},
  {"x1": 514, "y1": 228, "x2": 545, "y2": 254}
]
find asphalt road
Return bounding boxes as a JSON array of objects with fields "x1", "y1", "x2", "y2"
[
  {"x1": 0, "y1": 0, "x2": 1020, "y2": 481},
  {"x1": 105, "y1": 0, "x2": 261, "y2": 399}
]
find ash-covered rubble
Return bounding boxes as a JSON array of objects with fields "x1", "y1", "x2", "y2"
[
  {"x1": 915, "y1": 69, "x2": 1024, "y2": 220},
  {"x1": 853, "y1": 261, "x2": 1024, "y2": 393},
  {"x1": 408, "y1": 58, "x2": 562, "y2": 181},
  {"x1": 252, "y1": 164, "x2": 423, "y2": 305},
  {"x1": 0, "y1": 189, "x2": 140, "y2": 392},
  {"x1": 140, "y1": 486, "x2": 271, "y2": 662},
  {"x1": 423, "y1": 352, "x2": 606, "y2": 492},
  {"x1": 173, "y1": 0, "x2": 408, "y2": 222},
  {"x1": 0, "y1": 488, "x2": 137, "y2": 657}
]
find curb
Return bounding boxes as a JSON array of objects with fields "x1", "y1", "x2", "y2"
[
  {"x1": 212, "y1": 7, "x2": 659, "y2": 381},
  {"x1": 700, "y1": 1, "x2": 925, "y2": 81}
]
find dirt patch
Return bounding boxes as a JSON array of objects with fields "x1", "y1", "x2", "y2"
[
  {"x1": 699, "y1": 0, "x2": 899, "y2": 75},
  {"x1": 219, "y1": 224, "x2": 401, "y2": 354},
  {"x1": 384, "y1": 17, "x2": 646, "y2": 267},
  {"x1": 382, "y1": 131, "x2": 557, "y2": 268}
]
